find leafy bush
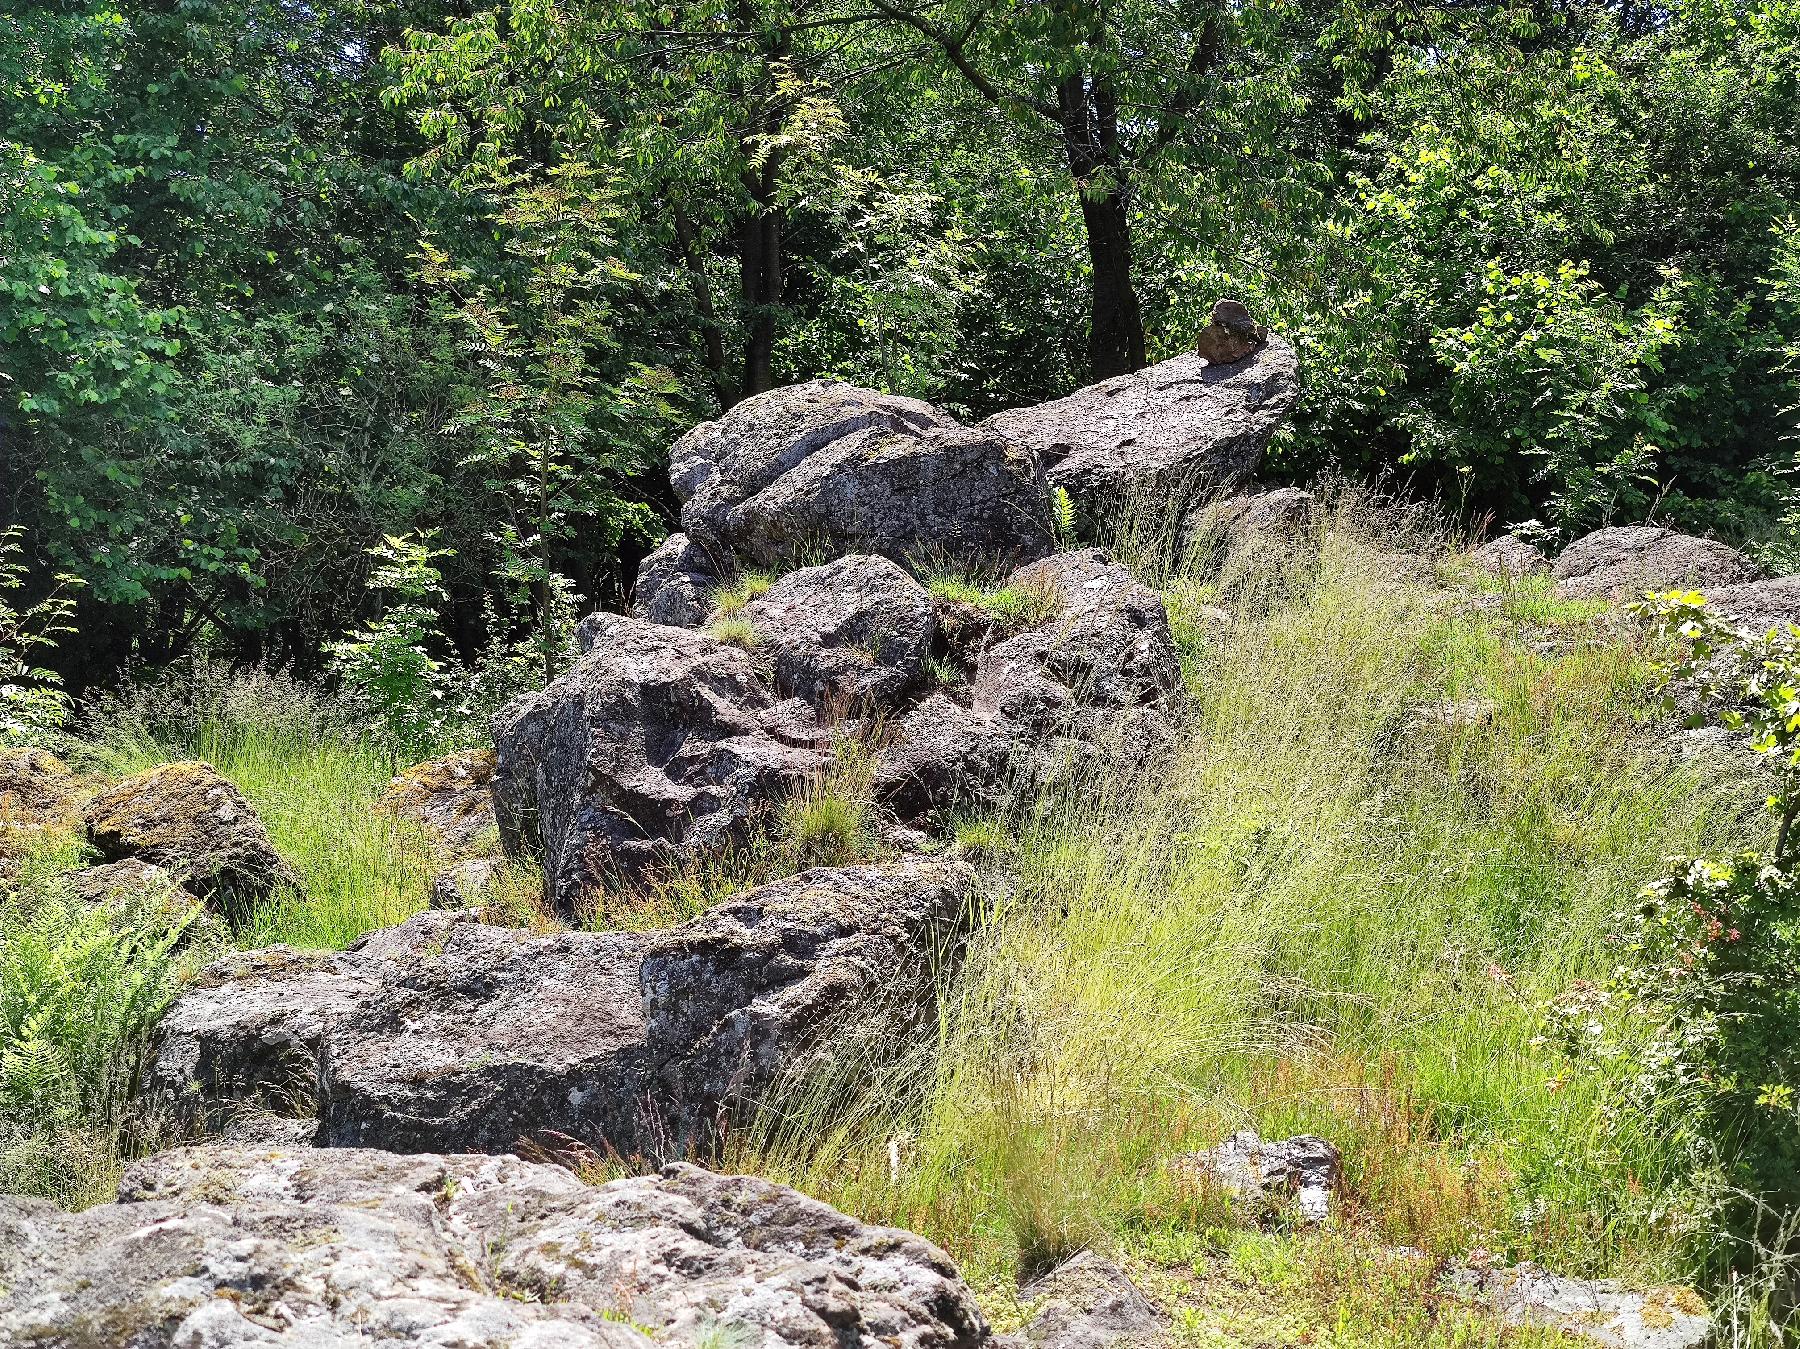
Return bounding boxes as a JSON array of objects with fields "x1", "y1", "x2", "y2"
[
  {"x1": 0, "y1": 527, "x2": 80, "y2": 748},
  {"x1": 327, "y1": 532, "x2": 456, "y2": 755}
]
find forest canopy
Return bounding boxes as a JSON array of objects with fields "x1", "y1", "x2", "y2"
[{"x1": 4, "y1": 0, "x2": 1800, "y2": 686}]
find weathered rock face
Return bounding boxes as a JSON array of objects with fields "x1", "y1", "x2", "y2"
[
  {"x1": 495, "y1": 614, "x2": 828, "y2": 910},
  {"x1": 0, "y1": 1144, "x2": 993, "y2": 1348},
  {"x1": 1174, "y1": 1130, "x2": 1341, "y2": 1224},
  {"x1": 1553, "y1": 525, "x2": 1760, "y2": 598},
  {"x1": 1012, "y1": 1252, "x2": 1171, "y2": 1349},
  {"x1": 1468, "y1": 532, "x2": 1549, "y2": 576},
  {"x1": 877, "y1": 550, "x2": 1181, "y2": 824},
  {"x1": 65, "y1": 857, "x2": 215, "y2": 933},
  {"x1": 745, "y1": 554, "x2": 935, "y2": 711},
  {"x1": 984, "y1": 339, "x2": 1299, "y2": 513},
  {"x1": 378, "y1": 747, "x2": 498, "y2": 855},
  {"x1": 0, "y1": 747, "x2": 79, "y2": 874},
  {"x1": 673, "y1": 381, "x2": 1056, "y2": 572},
  {"x1": 1449, "y1": 1263, "x2": 1710, "y2": 1349},
  {"x1": 142, "y1": 861, "x2": 972, "y2": 1160},
  {"x1": 1706, "y1": 574, "x2": 1800, "y2": 634},
  {"x1": 81, "y1": 761, "x2": 297, "y2": 918},
  {"x1": 1185, "y1": 487, "x2": 1322, "y2": 600},
  {"x1": 632, "y1": 530, "x2": 721, "y2": 628}
]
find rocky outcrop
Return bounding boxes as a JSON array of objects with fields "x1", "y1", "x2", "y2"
[
  {"x1": 1468, "y1": 532, "x2": 1549, "y2": 576},
  {"x1": 1012, "y1": 1252, "x2": 1171, "y2": 1349},
  {"x1": 81, "y1": 761, "x2": 297, "y2": 918},
  {"x1": 142, "y1": 861, "x2": 971, "y2": 1159},
  {"x1": 1553, "y1": 525, "x2": 1759, "y2": 598},
  {"x1": 378, "y1": 747, "x2": 497, "y2": 855},
  {"x1": 877, "y1": 550, "x2": 1181, "y2": 824},
  {"x1": 1705, "y1": 574, "x2": 1800, "y2": 634},
  {"x1": 985, "y1": 339, "x2": 1298, "y2": 516},
  {"x1": 673, "y1": 381, "x2": 1056, "y2": 573},
  {"x1": 495, "y1": 614, "x2": 828, "y2": 910},
  {"x1": 632, "y1": 530, "x2": 720, "y2": 628},
  {"x1": 745, "y1": 553, "x2": 935, "y2": 711},
  {"x1": 65, "y1": 857, "x2": 211, "y2": 928},
  {"x1": 0, "y1": 1144, "x2": 992, "y2": 1348},
  {"x1": 1174, "y1": 1130, "x2": 1341, "y2": 1224},
  {"x1": 1449, "y1": 1263, "x2": 1710, "y2": 1349}
]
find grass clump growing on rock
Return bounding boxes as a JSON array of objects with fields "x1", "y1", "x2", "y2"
[
  {"x1": 710, "y1": 571, "x2": 774, "y2": 618},
  {"x1": 924, "y1": 573, "x2": 1058, "y2": 633},
  {"x1": 708, "y1": 616, "x2": 759, "y2": 650}
]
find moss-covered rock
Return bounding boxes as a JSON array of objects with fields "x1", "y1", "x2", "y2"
[
  {"x1": 0, "y1": 747, "x2": 82, "y2": 867},
  {"x1": 81, "y1": 762, "x2": 297, "y2": 919},
  {"x1": 377, "y1": 748, "x2": 497, "y2": 856}
]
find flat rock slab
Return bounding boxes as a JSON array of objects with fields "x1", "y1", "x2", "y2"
[
  {"x1": 985, "y1": 340, "x2": 1298, "y2": 512},
  {"x1": 1451, "y1": 1263, "x2": 1711, "y2": 1349},
  {"x1": 674, "y1": 380, "x2": 1055, "y2": 572},
  {"x1": 1553, "y1": 525, "x2": 1758, "y2": 598},
  {"x1": 0, "y1": 1144, "x2": 993, "y2": 1348},
  {"x1": 143, "y1": 861, "x2": 972, "y2": 1160}
]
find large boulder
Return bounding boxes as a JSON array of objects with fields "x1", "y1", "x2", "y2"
[
  {"x1": 1705, "y1": 574, "x2": 1800, "y2": 634},
  {"x1": 378, "y1": 747, "x2": 498, "y2": 856},
  {"x1": 1553, "y1": 525, "x2": 1759, "y2": 598},
  {"x1": 745, "y1": 553, "x2": 935, "y2": 711},
  {"x1": 673, "y1": 381, "x2": 1056, "y2": 572},
  {"x1": 142, "y1": 861, "x2": 972, "y2": 1159},
  {"x1": 494, "y1": 614, "x2": 828, "y2": 911},
  {"x1": 80, "y1": 761, "x2": 297, "y2": 918},
  {"x1": 1467, "y1": 531, "x2": 1549, "y2": 577},
  {"x1": 877, "y1": 551, "x2": 1181, "y2": 823},
  {"x1": 0, "y1": 1144, "x2": 993, "y2": 1348},
  {"x1": 984, "y1": 339, "x2": 1299, "y2": 514},
  {"x1": 632, "y1": 530, "x2": 721, "y2": 628}
]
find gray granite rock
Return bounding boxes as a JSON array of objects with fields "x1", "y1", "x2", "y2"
[
  {"x1": 745, "y1": 554, "x2": 935, "y2": 711},
  {"x1": 0, "y1": 1144, "x2": 993, "y2": 1348},
  {"x1": 1450, "y1": 1263, "x2": 1711, "y2": 1348},
  {"x1": 142, "y1": 862, "x2": 971, "y2": 1161},
  {"x1": 1553, "y1": 525, "x2": 1758, "y2": 598}
]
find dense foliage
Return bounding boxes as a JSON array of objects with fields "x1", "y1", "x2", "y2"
[{"x1": 5, "y1": 0, "x2": 1800, "y2": 687}]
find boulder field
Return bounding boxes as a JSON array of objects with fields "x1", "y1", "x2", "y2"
[{"x1": 6, "y1": 335, "x2": 1729, "y2": 1347}]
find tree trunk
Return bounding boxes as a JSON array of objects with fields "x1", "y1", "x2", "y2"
[
  {"x1": 737, "y1": 159, "x2": 783, "y2": 400},
  {"x1": 1057, "y1": 73, "x2": 1146, "y2": 380},
  {"x1": 673, "y1": 209, "x2": 735, "y2": 411}
]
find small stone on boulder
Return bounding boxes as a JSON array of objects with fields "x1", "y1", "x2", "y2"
[
  {"x1": 745, "y1": 553, "x2": 934, "y2": 711},
  {"x1": 674, "y1": 380, "x2": 1056, "y2": 573},
  {"x1": 984, "y1": 339, "x2": 1298, "y2": 516},
  {"x1": 1193, "y1": 298, "x2": 1269, "y2": 367},
  {"x1": 493, "y1": 614, "x2": 828, "y2": 912},
  {"x1": 0, "y1": 1144, "x2": 993, "y2": 1348},
  {"x1": 1174, "y1": 1130, "x2": 1341, "y2": 1223},
  {"x1": 142, "y1": 861, "x2": 971, "y2": 1160},
  {"x1": 81, "y1": 761, "x2": 297, "y2": 918},
  {"x1": 1553, "y1": 525, "x2": 1759, "y2": 598},
  {"x1": 631, "y1": 531, "x2": 720, "y2": 628},
  {"x1": 378, "y1": 748, "x2": 497, "y2": 856}
]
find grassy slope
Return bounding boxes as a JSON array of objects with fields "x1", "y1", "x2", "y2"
[{"x1": 0, "y1": 515, "x2": 1772, "y2": 1339}]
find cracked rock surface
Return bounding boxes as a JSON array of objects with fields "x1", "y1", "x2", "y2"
[
  {"x1": 141, "y1": 861, "x2": 971, "y2": 1160},
  {"x1": 0, "y1": 1144, "x2": 993, "y2": 1348}
]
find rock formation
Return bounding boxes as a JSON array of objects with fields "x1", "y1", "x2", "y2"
[
  {"x1": 985, "y1": 337, "x2": 1298, "y2": 516},
  {"x1": 672, "y1": 380, "x2": 1057, "y2": 573},
  {"x1": 141, "y1": 861, "x2": 971, "y2": 1159},
  {"x1": 378, "y1": 747, "x2": 498, "y2": 855},
  {"x1": 0, "y1": 1144, "x2": 993, "y2": 1348},
  {"x1": 1193, "y1": 298, "x2": 1269, "y2": 366},
  {"x1": 80, "y1": 761, "x2": 297, "y2": 919},
  {"x1": 494, "y1": 614, "x2": 829, "y2": 910},
  {"x1": 632, "y1": 530, "x2": 721, "y2": 628},
  {"x1": 1174, "y1": 1130, "x2": 1341, "y2": 1224},
  {"x1": 1467, "y1": 531, "x2": 1549, "y2": 576},
  {"x1": 1552, "y1": 525, "x2": 1759, "y2": 598},
  {"x1": 1010, "y1": 1251, "x2": 1171, "y2": 1349}
]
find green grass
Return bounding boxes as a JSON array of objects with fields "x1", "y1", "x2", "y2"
[
  {"x1": 709, "y1": 615, "x2": 760, "y2": 649},
  {"x1": 82, "y1": 665, "x2": 437, "y2": 950},
  {"x1": 925, "y1": 573, "x2": 1060, "y2": 631},
  {"x1": 710, "y1": 570, "x2": 774, "y2": 618},
  {"x1": 734, "y1": 517, "x2": 1750, "y2": 1304}
]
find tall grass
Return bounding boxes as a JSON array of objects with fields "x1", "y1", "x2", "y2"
[
  {"x1": 735, "y1": 503, "x2": 1753, "y2": 1299},
  {"x1": 82, "y1": 663, "x2": 437, "y2": 949}
]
